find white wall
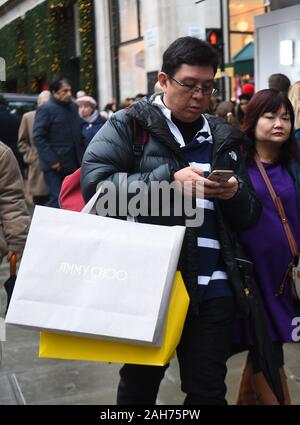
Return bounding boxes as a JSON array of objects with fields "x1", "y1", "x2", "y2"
[
  {"x1": 94, "y1": 0, "x2": 113, "y2": 109},
  {"x1": 0, "y1": 0, "x2": 45, "y2": 28},
  {"x1": 255, "y1": 4, "x2": 300, "y2": 90},
  {"x1": 143, "y1": 0, "x2": 221, "y2": 74}
]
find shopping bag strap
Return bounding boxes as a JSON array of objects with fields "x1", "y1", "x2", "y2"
[
  {"x1": 255, "y1": 154, "x2": 299, "y2": 258},
  {"x1": 81, "y1": 183, "x2": 103, "y2": 214},
  {"x1": 10, "y1": 253, "x2": 17, "y2": 277},
  {"x1": 81, "y1": 118, "x2": 149, "y2": 215}
]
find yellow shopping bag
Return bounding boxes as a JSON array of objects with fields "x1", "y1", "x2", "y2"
[{"x1": 39, "y1": 272, "x2": 189, "y2": 366}]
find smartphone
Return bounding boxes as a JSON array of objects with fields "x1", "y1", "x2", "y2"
[{"x1": 207, "y1": 170, "x2": 234, "y2": 182}]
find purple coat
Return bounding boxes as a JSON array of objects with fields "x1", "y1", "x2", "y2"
[{"x1": 235, "y1": 161, "x2": 300, "y2": 343}]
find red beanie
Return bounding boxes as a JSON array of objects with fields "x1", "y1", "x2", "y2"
[{"x1": 242, "y1": 83, "x2": 254, "y2": 95}]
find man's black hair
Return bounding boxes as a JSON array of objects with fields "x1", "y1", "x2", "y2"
[
  {"x1": 161, "y1": 36, "x2": 218, "y2": 76},
  {"x1": 49, "y1": 77, "x2": 71, "y2": 93}
]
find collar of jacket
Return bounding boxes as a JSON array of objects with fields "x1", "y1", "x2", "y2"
[
  {"x1": 127, "y1": 94, "x2": 188, "y2": 164},
  {"x1": 205, "y1": 114, "x2": 246, "y2": 155},
  {"x1": 128, "y1": 95, "x2": 245, "y2": 158},
  {"x1": 51, "y1": 97, "x2": 73, "y2": 108}
]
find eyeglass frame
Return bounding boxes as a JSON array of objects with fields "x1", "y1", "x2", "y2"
[{"x1": 168, "y1": 75, "x2": 218, "y2": 96}]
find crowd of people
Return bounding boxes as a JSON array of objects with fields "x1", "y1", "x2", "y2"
[{"x1": 0, "y1": 35, "x2": 300, "y2": 406}]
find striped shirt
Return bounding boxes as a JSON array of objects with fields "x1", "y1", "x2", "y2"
[{"x1": 154, "y1": 97, "x2": 232, "y2": 302}]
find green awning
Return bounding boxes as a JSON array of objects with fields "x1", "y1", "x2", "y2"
[{"x1": 232, "y1": 41, "x2": 254, "y2": 75}]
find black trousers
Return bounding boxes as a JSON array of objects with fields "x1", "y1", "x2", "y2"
[{"x1": 117, "y1": 297, "x2": 235, "y2": 405}]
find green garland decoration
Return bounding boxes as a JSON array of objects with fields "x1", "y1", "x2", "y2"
[
  {"x1": 0, "y1": 17, "x2": 26, "y2": 91},
  {"x1": 78, "y1": 0, "x2": 96, "y2": 96},
  {"x1": 0, "y1": 0, "x2": 96, "y2": 95}
]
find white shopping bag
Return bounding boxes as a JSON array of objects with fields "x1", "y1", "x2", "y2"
[{"x1": 6, "y1": 206, "x2": 185, "y2": 346}]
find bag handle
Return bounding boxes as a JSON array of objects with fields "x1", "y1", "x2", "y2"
[
  {"x1": 10, "y1": 253, "x2": 17, "y2": 277},
  {"x1": 81, "y1": 183, "x2": 103, "y2": 214},
  {"x1": 255, "y1": 154, "x2": 299, "y2": 258}
]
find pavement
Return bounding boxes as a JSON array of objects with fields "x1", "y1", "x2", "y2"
[{"x1": 0, "y1": 254, "x2": 299, "y2": 405}]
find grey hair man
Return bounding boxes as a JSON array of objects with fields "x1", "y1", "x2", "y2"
[{"x1": 37, "y1": 90, "x2": 50, "y2": 107}]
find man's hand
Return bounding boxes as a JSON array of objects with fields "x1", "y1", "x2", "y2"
[
  {"x1": 51, "y1": 162, "x2": 61, "y2": 171},
  {"x1": 174, "y1": 166, "x2": 238, "y2": 200},
  {"x1": 211, "y1": 176, "x2": 238, "y2": 200},
  {"x1": 174, "y1": 166, "x2": 218, "y2": 198}
]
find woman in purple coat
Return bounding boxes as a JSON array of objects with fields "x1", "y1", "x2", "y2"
[{"x1": 235, "y1": 89, "x2": 300, "y2": 405}]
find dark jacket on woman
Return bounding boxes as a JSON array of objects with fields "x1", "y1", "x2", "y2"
[
  {"x1": 81, "y1": 114, "x2": 106, "y2": 148},
  {"x1": 81, "y1": 95, "x2": 262, "y2": 315}
]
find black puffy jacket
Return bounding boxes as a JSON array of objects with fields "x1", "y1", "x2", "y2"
[{"x1": 81, "y1": 95, "x2": 262, "y2": 315}]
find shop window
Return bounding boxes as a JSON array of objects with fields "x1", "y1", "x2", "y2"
[
  {"x1": 116, "y1": 0, "x2": 146, "y2": 101},
  {"x1": 119, "y1": 40, "x2": 146, "y2": 101},
  {"x1": 229, "y1": 0, "x2": 264, "y2": 60},
  {"x1": 119, "y1": 0, "x2": 144, "y2": 43},
  {"x1": 230, "y1": 32, "x2": 254, "y2": 59},
  {"x1": 229, "y1": 0, "x2": 264, "y2": 33}
]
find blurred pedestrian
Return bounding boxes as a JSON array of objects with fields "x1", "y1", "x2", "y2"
[
  {"x1": 234, "y1": 89, "x2": 300, "y2": 405},
  {"x1": 0, "y1": 141, "x2": 29, "y2": 265},
  {"x1": 215, "y1": 100, "x2": 239, "y2": 127},
  {"x1": 134, "y1": 93, "x2": 147, "y2": 101},
  {"x1": 0, "y1": 95, "x2": 25, "y2": 176},
  {"x1": 76, "y1": 90, "x2": 86, "y2": 99},
  {"x1": 268, "y1": 73, "x2": 291, "y2": 94},
  {"x1": 0, "y1": 142, "x2": 30, "y2": 316},
  {"x1": 241, "y1": 83, "x2": 255, "y2": 96},
  {"x1": 120, "y1": 97, "x2": 134, "y2": 109},
  {"x1": 100, "y1": 98, "x2": 117, "y2": 120},
  {"x1": 288, "y1": 81, "x2": 300, "y2": 142},
  {"x1": 76, "y1": 95, "x2": 106, "y2": 148},
  {"x1": 17, "y1": 90, "x2": 50, "y2": 206},
  {"x1": 33, "y1": 77, "x2": 84, "y2": 208},
  {"x1": 236, "y1": 94, "x2": 252, "y2": 126}
]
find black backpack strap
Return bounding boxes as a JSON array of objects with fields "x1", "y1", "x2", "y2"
[{"x1": 132, "y1": 119, "x2": 148, "y2": 157}]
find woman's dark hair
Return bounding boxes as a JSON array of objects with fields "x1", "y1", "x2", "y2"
[
  {"x1": 161, "y1": 36, "x2": 218, "y2": 76},
  {"x1": 242, "y1": 89, "x2": 299, "y2": 165}
]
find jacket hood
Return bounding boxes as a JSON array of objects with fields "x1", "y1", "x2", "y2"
[
  {"x1": 129, "y1": 94, "x2": 245, "y2": 152},
  {"x1": 127, "y1": 94, "x2": 176, "y2": 139}
]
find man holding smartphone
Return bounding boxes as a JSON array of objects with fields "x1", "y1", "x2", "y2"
[{"x1": 81, "y1": 37, "x2": 261, "y2": 405}]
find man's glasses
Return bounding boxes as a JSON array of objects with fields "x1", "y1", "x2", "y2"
[{"x1": 169, "y1": 75, "x2": 217, "y2": 96}]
